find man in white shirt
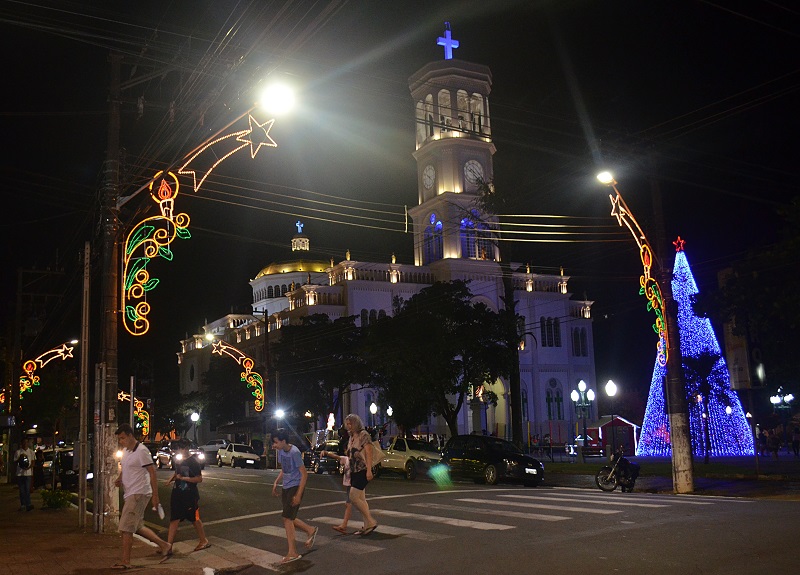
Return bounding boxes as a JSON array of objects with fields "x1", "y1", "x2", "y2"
[
  {"x1": 14, "y1": 437, "x2": 35, "y2": 511},
  {"x1": 113, "y1": 423, "x2": 171, "y2": 570}
]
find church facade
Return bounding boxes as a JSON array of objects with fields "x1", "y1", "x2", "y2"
[{"x1": 177, "y1": 30, "x2": 597, "y2": 445}]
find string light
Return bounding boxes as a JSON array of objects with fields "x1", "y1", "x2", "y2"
[
  {"x1": 210, "y1": 339, "x2": 265, "y2": 412},
  {"x1": 637, "y1": 242, "x2": 753, "y2": 457}
]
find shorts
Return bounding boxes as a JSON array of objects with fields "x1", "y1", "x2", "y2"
[
  {"x1": 170, "y1": 489, "x2": 200, "y2": 523},
  {"x1": 281, "y1": 485, "x2": 300, "y2": 520},
  {"x1": 119, "y1": 493, "x2": 150, "y2": 533},
  {"x1": 350, "y1": 470, "x2": 368, "y2": 491}
]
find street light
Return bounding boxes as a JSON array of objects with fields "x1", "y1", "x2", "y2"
[
  {"x1": 571, "y1": 380, "x2": 595, "y2": 462},
  {"x1": 190, "y1": 412, "x2": 199, "y2": 443},
  {"x1": 369, "y1": 402, "x2": 378, "y2": 428},
  {"x1": 386, "y1": 406, "x2": 393, "y2": 437},
  {"x1": 770, "y1": 387, "x2": 794, "y2": 452},
  {"x1": 605, "y1": 380, "x2": 618, "y2": 456},
  {"x1": 596, "y1": 170, "x2": 694, "y2": 494}
]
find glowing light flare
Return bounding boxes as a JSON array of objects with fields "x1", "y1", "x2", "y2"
[
  {"x1": 178, "y1": 114, "x2": 276, "y2": 195},
  {"x1": 211, "y1": 340, "x2": 265, "y2": 412}
]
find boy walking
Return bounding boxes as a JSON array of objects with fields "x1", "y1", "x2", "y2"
[
  {"x1": 271, "y1": 429, "x2": 317, "y2": 565},
  {"x1": 165, "y1": 439, "x2": 210, "y2": 553}
]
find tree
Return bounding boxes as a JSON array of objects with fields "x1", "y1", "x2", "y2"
[
  {"x1": 361, "y1": 281, "x2": 509, "y2": 437},
  {"x1": 270, "y1": 314, "x2": 366, "y2": 424},
  {"x1": 693, "y1": 197, "x2": 800, "y2": 394}
]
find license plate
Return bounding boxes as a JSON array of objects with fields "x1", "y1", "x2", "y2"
[
  {"x1": 525, "y1": 468, "x2": 538, "y2": 474},
  {"x1": 245, "y1": 459, "x2": 255, "y2": 465}
]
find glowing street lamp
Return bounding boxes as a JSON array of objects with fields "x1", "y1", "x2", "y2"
[
  {"x1": 370, "y1": 402, "x2": 378, "y2": 427},
  {"x1": 770, "y1": 387, "x2": 794, "y2": 451},
  {"x1": 191, "y1": 412, "x2": 200, "y2": 443},
  {"x1": 571, "y1": 380, "x2": 594, "y2": 462},
  {"x1": 259, "y1": 83, "x2": 296, "y2": 116},
  {"x1": 605, "y1": 380, "x2": 618, "y2": 455}
]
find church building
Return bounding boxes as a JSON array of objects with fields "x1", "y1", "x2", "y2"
[{"x1": 177, "y1": 27, "x2": 597, "y2": 445}]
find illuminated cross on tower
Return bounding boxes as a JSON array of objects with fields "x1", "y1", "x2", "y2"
[
  {"x1": 296, "y1": 220, "x2": 304, "y2": 234},
  {"x1": 437, "y1": 22, "x2": 459, "y2": 60}
]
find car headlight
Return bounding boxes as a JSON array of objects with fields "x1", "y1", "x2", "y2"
[
  {"x1": 197, "y1": 453, "x2": 205, "y2": 460},
  {"x1": 417, "y1": 456, "x2": 430, "y2": 462},
  {"x1": 176, "y1": 453, "x2": 184, "y2": 461}
]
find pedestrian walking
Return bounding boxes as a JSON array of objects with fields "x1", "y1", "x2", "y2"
[
  {"x1": 113, "y1": 423, "x2": 171, "y2": 570},
  {"x1": 271, "y1": 428, "x2": 317, "y2": 565},
  {"x1": 768, "y1": 429, "x2": 780, "y2": 460},
  {"x1": 165, "y1": 438, "x2": 209, "y2": 553},
  {"x1": 792, "y1": 427, "x2": 800, "y2": 458},
  {"x1": 758, "y1": 429, "x2": 768, "y2": 457},
  {"x1": 14, "y1": 438, "x2": 35, "y2": 511},
  {"x1": 32, "y1": 448, "x2": 45, "y2": 491},
  {"x1": 320, "y1": 449, "x2": 352, "y2": 534},
  {"x1": 345, "y1": 413, "x2": 378, "y2": 536}
]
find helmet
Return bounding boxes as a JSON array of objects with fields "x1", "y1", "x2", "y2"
[{"x1": 17, "y1": 454, "x2": 30, "y2": 470}]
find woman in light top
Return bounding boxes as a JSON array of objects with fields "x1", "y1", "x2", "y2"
[{"x1": 344, "y1": 414, "x2": 378, "y2": 535}]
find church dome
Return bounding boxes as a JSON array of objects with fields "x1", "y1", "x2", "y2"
[{"x1": 254, "y1": 259, "x2": 330, "y2": 279}]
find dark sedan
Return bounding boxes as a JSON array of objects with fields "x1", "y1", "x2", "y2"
[
  {"x1": 310, "y1": 440, "x2": 343, "y2": 474},
  {"x1": 441, "y1": 434, "x2": 544, "y2": 487}
]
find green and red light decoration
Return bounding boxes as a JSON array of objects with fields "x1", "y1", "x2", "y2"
[
  {"x1": 118, "y1": 391, "x2": 150, "y2": 438},
  {"x1": 210, "y1": 339, "x2": 265, "y2": 412},
  {"x1": 19, "y1": 342, "x2": 76, "y2": 398}
]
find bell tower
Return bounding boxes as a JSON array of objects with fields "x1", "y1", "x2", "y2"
[{"x1": 408, "y1": 24, "x2": 499, "y2": 266}]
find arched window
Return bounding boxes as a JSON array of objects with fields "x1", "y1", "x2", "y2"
[
  {"x1": 540, "y1": 317, "x2": 547, "y2": 347},
  {"x1": 521, "y1": 388, "x2": 529, "y2": 422},
  {"x1": 423, "y1": 214, "x2": 443, "y2": 264},
  {"x1": 580, "y1": 328, "x2": 588, "y2": 357},
  {"x1": 546, "y1": 318, "x2": 554, "y2": 347},
  {"x1": 546, "y1": 390, "x2": 553, "y2": 420},
  {"x1": 360, "y1": 309, "x2": 369, "y2": 327},
  {"x1": 555, "y1": 390, "x2": 564, "y2": 420},
  {"x1": 572, "y1": 328, "x2": 580, "y2": 356},
  {"x1": 281, "y1": 284, "x2": 288, "y2": 296},
  {"x1": 369, "y1": 309, "x2": 377, "y2": 324},
  {"x1": 437, "y1": 89, "x2": 451, "y2": 128},
  {"x1": 553, "y1": 318, "x2": 561, "y2": 347},
  {"x1": 378, "y1": 310, "x2": 387, "y2": 320},
  {"x1": 267, "y1": 286, "x2": 274, "y2": 298}
]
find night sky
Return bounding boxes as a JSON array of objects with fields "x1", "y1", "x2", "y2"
[{"x1": 2, "y1": 1, "x2": 797, "y2": 418}]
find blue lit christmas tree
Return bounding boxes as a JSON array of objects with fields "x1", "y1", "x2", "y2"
[{"x1": 636, "y1": 239, "x2": 754, "y2": 457}]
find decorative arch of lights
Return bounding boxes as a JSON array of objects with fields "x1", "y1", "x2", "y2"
[
  {"x1": 118, "y1": 391, "x2": 150, "y2": 438},
  {"x1": 18, "y1": 342, "x2": 76, "y2": 399},
  {"x1": 122, "y1": 114, "x2": 277, "y2": 337},
  {"x1": 211, "y1": 339, "x2": 265, "y2": 412},
  {"x1": 608, "y1": 191, "x2": 668, "y2": 366}
]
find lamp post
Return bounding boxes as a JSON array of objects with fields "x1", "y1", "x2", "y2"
[
  {"x1": 746, "y1": 412, "x2": 760, "y2": 475},
  {"x1": 570, "y1": 380, "x2": 595, "y2": 463},
  {"x1": 605, "y1": 380, "x2": 618, "y2": 456},
  {"x1": 386, "y1": 406, "x2": 393, "y2": 437},
  {"x1": 770, "y1": 387, "x2": 794, "y2": 452},
  {"x1": 190, "y1": 412, "x2": 199, "y2": 444},
  {"x1": 596, "y1": 171, "x2": 694, "y2": 494}
]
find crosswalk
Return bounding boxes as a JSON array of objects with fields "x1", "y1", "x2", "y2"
[{"x1": 197, "y1": 487, "x2": 740, "y2": 569}]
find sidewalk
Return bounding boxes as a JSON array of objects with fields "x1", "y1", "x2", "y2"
[{"x1": 0, "y1": 484, "x2": 253, "y2": 575}]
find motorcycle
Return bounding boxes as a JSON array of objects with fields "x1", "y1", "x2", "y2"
[{"x1": 595, "y1": 448, "x2": 639, "y2": 492}]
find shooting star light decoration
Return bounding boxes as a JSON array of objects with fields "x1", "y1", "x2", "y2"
[{"x1": 211, "y1": 339, "x2": 265, "y2": 412}]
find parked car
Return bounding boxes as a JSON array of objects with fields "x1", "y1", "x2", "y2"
[
  {"x1": 143, "y1": 441, "x2": 160, "y2": 463},
  {"x1": 441, "y1": 434, "x2": 544, "y2": 487},
  {"x1": 217, "y1": 443, "x2": 260, "y2": 468},
  {"x1": 309, "y1": 440, "x2": 344, "y2": 474},
  {"x1": 200, "y1": 439, "x2": 228, "y2": 458},
  {"x1": 375, "y1": 436, "x2": 441, "y2": 480},
  {"x1": 573, "y1": 434, "x2": 605, "y2": 457},
  {"x1": 40, "y1": 446, "x2": 92, "y2": 489},
  {"x1": 156, "y1": 440, "x2": 206, "y2": 469}
]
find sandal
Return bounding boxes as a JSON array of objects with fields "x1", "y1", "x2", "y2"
[
  {"x1": 111, "y1": 564, "x2": 135, "y2": 570},
  {"x1": 305, "y1": 527, "x2": 318, "y2": 549},
  {"x1": 194, "y1": 542, "x2": 211, "y2": 551},
  {"x1": 279, "y1": 555, "x2": 302, "y2": 564},
  {"x1": 332, "y1": 525, "x2": 348, "y2": 534},
  {"x1": 355, "y1": 524, "x2": 377, "y2": 536}
]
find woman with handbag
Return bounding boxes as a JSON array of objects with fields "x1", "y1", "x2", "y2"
[{"x1": 344, "y1": 414, "x2": 378, "y2": 536}]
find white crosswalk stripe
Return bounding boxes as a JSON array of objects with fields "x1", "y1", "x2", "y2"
[
  {"x1": 552, "y1": 486, "x2": 719, "y2": 504},
  {"x1": 457, "y1": 497, "x2": 621, "y2": 515},
  {"x1": 251, "y1": 524, "x2": 384, "y2": 554},
  {"x1": 373, "y1": 508, "x2": 515, "y2": 530},
  {"x1": 312, "y1": 515, "x2": 453, "y2": 541},
  {"x1": 204, "y1": 535, "x2": 283, "y2": 571},
  {"x1": 498, "y1": 494, "x2": 669, "y2": 508},
  {"x1": 409, "y1": 502, "x2": 570, "y2": 522}
]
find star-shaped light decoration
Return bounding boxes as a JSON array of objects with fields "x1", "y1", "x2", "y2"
[
  {"x1": 673, "y1": 236, "x2": 686, "y2": 252},
  {"x1": 238, "y1": 115, "x2": 277, "y2": 159},
  {"x1": 609, "y1": 193, "x2": 625, "y2": 226}
]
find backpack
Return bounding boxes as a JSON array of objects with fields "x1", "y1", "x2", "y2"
[{"x1": 17, "y1": 453, "x2": 30, "y2": 470}]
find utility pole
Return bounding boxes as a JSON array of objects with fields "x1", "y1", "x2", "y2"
[
  {"x1": 97, "y1": 52, "x2": 122, "y2": 532},
  {"x1": 501, "y1": 262, "x2": 523, "y2": 447},
  {"x1": 78, "y1": 242, "x2": 90, "y2": 528},
  {"x1": 650, "y1": 175, "x2": 694, "y2": 494}
]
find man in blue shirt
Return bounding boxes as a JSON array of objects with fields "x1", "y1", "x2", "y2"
[{"x1": 271, "y1": 429, "x2": 317, "y2": 564}]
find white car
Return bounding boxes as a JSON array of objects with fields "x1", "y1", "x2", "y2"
[
  {"x1": 376, "y1": 436, "x2": 441, "y2": 480},
  {"x1": 217, "y1": 443, "x2": 260, "y2": 468},
  {"x1": 200, "y1": 439, "x2": 228, "y2": 458}
]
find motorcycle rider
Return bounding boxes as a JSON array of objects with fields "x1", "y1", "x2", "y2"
[{"x1": 614, "y1": 445, "x2": 640, "y2": 492}]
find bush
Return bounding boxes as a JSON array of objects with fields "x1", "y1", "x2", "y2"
[{"x1": 40, "y1": 489, "x2": 73, "y2": 509}]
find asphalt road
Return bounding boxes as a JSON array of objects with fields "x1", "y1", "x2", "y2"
[{"x1": 154, "y1": 465, "x2": 794, "y2": 574}]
